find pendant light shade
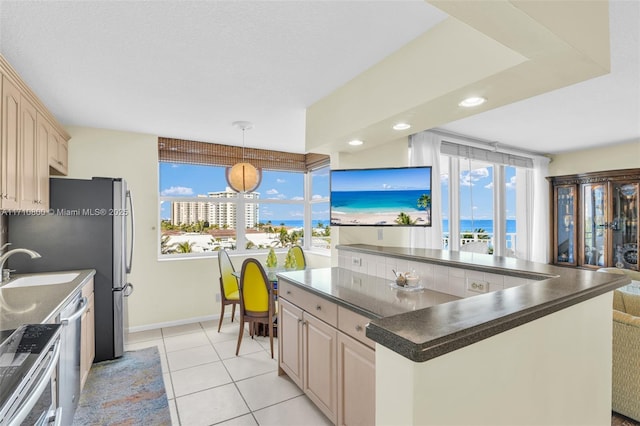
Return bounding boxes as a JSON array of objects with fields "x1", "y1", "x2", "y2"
[
  {"x1": 226, "y1": 121, "x2": 262, "y2": 193},
  {"x1": 226, "y1": 161, "x2": 261, "y2": 193}
]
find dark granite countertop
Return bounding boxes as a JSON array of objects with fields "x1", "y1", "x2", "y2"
[
  {"x1": 277, "y1": 267, "x2": 460, "y2": 319},
  {"x1": 0, "y1": 269, "x2": 96, "y2": 332},
  {"x1": 281, "y1": 244, "x2": 631, "y2": 363}
]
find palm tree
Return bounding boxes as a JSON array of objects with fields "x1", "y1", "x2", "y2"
[
  {"x1": 161, "y1": 235, "x2": 174, "y2": 254},
  {"x1": 395, "y1": 212, "x2": 416, "y2": 225},
  {"x1": 277, "y1": 227, "x2": 289, "y2": 247},
  {"x1": 417, "y1": 194, "x2": 431, "y2": 210},
  {"x1": 175, "y1": 241, "x2": 195, "y2": 253}
]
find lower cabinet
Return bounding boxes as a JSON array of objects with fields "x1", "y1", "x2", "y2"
[
  {"x1": 80, "y1": 278, "x2": 95, "y2": 390},
  {"x1": 337, "y1": 332, "x2": 375, "y2": 426},
  {"x1": 278, "y1": 284, "x2": 375, "y2": 426}
]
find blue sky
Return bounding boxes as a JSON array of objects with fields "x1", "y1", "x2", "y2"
[
  {"x1": 159, "y1": 163, "x2": 330, "y2": 222},
  {"x1": 330, "y1": 167, "x2": 431, "y2": 192},
  {"x1": 160, "y1": 162, "x2": 515, "y2": 223},
  {"x1": 441, "y1": 165, "x2": 517, "y2": 220}
]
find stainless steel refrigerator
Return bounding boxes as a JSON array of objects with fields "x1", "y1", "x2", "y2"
[{"x1": 8, "y1": 177, "x2": 134, "y2": 362}]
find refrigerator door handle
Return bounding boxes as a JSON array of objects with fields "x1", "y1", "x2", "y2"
[
  {"x1": 123, "y1": 282, "x2": 134, "y2": 297},
  {"x1": 126, "y1": 189, "x2": 135, "y2": 274}
]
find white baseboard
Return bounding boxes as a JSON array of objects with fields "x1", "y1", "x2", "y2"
[{"x1": 128, "y1": 314, "x2": 226, "y2": 333}]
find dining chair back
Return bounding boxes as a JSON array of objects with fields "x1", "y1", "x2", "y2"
[
  {"x1": 217, "y1": 249, "x2": 240, "y2": 332},
  {"x1": 236, "y1": 258, "x2": 276, "y2": 357},
  {"x1": 288, "y1": 245, "x2": 306, "y2": 270}
]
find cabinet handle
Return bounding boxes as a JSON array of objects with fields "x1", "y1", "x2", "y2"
[
  {"x1": 286, "y1": 290, "x2": 291, "y2": 295},
  {"x1": 298, "y1": 319, "x2": 302, "y2": 324},
  {"x1": 316, "y1": 305, "x2": 321, "y2": 311},
  {"x1": 355, "y1": 325, "x2": 363, "y2": 332}
]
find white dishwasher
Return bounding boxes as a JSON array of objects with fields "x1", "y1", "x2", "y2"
[{"x1": 58, "y1": 291, "x2": 88, "y2": 426}]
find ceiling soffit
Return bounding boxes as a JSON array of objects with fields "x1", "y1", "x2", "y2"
[{"x1": 305, "y1": 0, "x2": 610, "y2": 155}]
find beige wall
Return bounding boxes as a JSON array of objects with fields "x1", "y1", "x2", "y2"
[
  {"x1": 331, "y1": 137, "x2": 416, "y2": 265},
  {"x1": 549, "y1": 139, "x2": 640, "y2": 176},
  {"x1": 66, "y1": 126, "x2": 329, "y2": 330},
  {"x1": 376, "y1": 292, "x2": 613, "y2": 425}
]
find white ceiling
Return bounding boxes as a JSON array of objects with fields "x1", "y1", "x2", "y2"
[{"x1": 0, "y1": 0, "x2": 638, "y2": 156}]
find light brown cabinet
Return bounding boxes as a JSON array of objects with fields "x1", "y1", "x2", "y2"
[
  {"x1": 1, "y1": 75, "x2": 21, "y2": 210},
  {"x1": 337, "y1": 332, "x2": 375, "y2": 426},
  {"x1": 48, "y1": 130, "x2": 68, "y2": 175},
  {"x1": 1, "y1": 53, "x2": 69, "y2": 212},
  {"x1": 80, "y1": 278, "x2": 95, "y2": 390},
  {"x1": 279, "y1": 298, "x2": 338, "y2": 423},
  {"x1": 548, "y1": 168, "x2": 639, "y2": 270},
  {"x1": 278, "y1": 280, "x2": 376, "y2": 425}
]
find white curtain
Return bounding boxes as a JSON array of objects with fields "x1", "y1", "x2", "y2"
[
  {"x1": 409, "y1": 131, "x2": 442, "y2": 249},
  {"x1": 530, "y1": 156, "x2": 551, "y2": 263}
]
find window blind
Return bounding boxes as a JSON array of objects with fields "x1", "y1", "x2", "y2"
[
  {"x1": 440, "y1": 141, "x2": 534, "y2": 168},
  {"x1": 158, "y1": 137, "x2": 329, "y2": 172}
]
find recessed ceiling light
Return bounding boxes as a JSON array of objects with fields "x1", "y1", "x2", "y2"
[
  {"x1": 459, "y1": 96, "x2": 487, "y2": 107},
  {"x1": 393, "y1": 123, "x2": 411, "y2": 131},
  {"x1": 348, "y1": 139, "x2": 364, "y2": 146}
]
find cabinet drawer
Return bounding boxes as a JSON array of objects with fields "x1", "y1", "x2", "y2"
[
  {"x1": 279, "y1": 280, "x2": 337, "y2": 327},
  {"x1": 338, "y1": 306, "x2": 375, "y2": 349}
]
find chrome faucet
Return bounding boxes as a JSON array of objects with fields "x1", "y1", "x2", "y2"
[{"x1": 0, "y1": 248, "x2": 42, "y2": 282}]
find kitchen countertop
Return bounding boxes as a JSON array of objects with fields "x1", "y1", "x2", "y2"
[
  {"x1": 0, "y1": 269, "x2": 96, "y2": 332},
  {"x1": 277, "y1": 267, "x2": 460, "y2": 319},
  {"x1": 279, "y1": 244, "x2": 631, "y2": 362}
]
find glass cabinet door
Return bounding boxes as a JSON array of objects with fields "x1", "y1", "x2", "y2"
[
  {"x1": 582, "y1": 183, "x2": 608, "y2": 268},
  {"x1": 611, "y1": 182, "x2": 639, "y2": 270},
  {"x1": 554, "y1": 185, "x2": 577, "y2": 265}
]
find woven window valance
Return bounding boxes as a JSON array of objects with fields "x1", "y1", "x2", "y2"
[{"x1": 158, "y1": 137, "x2": 329, "y2": 172}]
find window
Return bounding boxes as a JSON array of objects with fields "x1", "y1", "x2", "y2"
[
  {"x1": 439, "y1": 141, "x2": 533, "y2": 257},
  {"x1": 158, "y1": 138, "x2": 329, "y2": 258}
]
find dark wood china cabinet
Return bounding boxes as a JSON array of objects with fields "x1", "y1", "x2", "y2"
[{"x1": 548, "y1": 168, "x2": 639, "y2": 270}]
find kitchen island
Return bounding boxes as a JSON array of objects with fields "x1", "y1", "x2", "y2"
[{"x1": 278, "y1": 245, "x2": 629, "y2": 426}]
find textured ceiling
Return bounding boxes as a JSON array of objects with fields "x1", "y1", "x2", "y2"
[
  {"x1": 0, "y1": 0, "x2": 638, "y2": 155},
  {"x1": 0, "y1": 0, "x2": 446, "y2": 153}
]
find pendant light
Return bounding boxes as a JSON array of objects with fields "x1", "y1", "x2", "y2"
[{"x1": 226, "y1": 121, "x2": 262, "y2": 193}]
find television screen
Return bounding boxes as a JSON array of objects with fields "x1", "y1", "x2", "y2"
[{"x1": 330, "y1": 166, "x2": 432, "y2": 226}]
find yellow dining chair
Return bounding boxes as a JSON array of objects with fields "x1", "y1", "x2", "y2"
[
  {"x1": 217, "y1": 249, "x2": 240, "y2": 332},
  {"x1": 288, "y1": 245, "x2": 306, "y2": 270},
  {"x1": 236, "y1": 258, "x2": 277, "y2": 358}
]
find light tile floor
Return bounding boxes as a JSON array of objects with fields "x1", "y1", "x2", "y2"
[{"x1": 126, "y1": 320, "x2": 333, "y2": 426}]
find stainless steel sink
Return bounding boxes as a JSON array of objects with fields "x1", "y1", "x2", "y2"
[{"x1": 2, "y1": 272, "x2": 80, "y2": 288}]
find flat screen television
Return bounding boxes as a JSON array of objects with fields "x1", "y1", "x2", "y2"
[{"x1": 330, "y1": 166, "x2": 432, "y2": 227}]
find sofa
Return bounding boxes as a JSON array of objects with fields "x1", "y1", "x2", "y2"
[{"x1": 599, "y1": 267, "x2": 640, "y2": 421}]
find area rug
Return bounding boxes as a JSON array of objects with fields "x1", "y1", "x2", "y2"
[{"x1": 73, "y1": 346, "x2": 171, "y2": 425}]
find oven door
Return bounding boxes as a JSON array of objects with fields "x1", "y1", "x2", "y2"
[{"x1": 3, "y1": 337, "x2": 62, "y2": 426}]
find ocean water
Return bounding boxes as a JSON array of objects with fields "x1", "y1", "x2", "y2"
[
  {"x1": 443, "y1": 219, "x2": 516, "y2": 234},
  {"x1": 331, "y1": 190, "x2": 431, "y2": 214},
  {"x1": 271, "y1": 217, "x2": 514, "y2": 234}
]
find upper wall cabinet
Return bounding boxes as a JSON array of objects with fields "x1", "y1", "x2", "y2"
[
  {"x1": 548, "y1": 168, "x2": 640, "y2": 271},
  {"x1": 0, "y1": 54, "x2": 70, "y2": 211}
]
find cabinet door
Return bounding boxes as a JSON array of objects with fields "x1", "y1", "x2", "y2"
[
  {"x1": 35, "y1": 114, "x2": 49, "y2": 210},
  {"x1": 19, "y1": 96, "x2": 38, "y2": 209},
  {"x1": 611, "y1": 182, "x2": 639, "y2": 270},
  {"x1": 48, "y1": 130, "x2": 68, "y2": 175},
  {"x1": 1, "y1": 75, "x2": 21, "y2": 210},
  {"x1": 81, "y1": 291, "x2": 95, "y2": 389},
  {"x1": 304, "y1": 312, "x2": 338, "y2": 423},
  {"x1": 581, "y1": 183, "x2": 608, "y2": 268},
  {"x1": 337, "y1": 332, "x2": 375, "y2": 426},
  {"x1": 278, "y1": 298, "x2": 304, "y2": 388},
  {"x1": 553, "y1": 185, "x2": 578, "y2": 265}
]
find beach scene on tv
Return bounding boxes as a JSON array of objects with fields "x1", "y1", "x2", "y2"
[{"x1": 330, "y1": 167, "x2": 432, "y2": 226}]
